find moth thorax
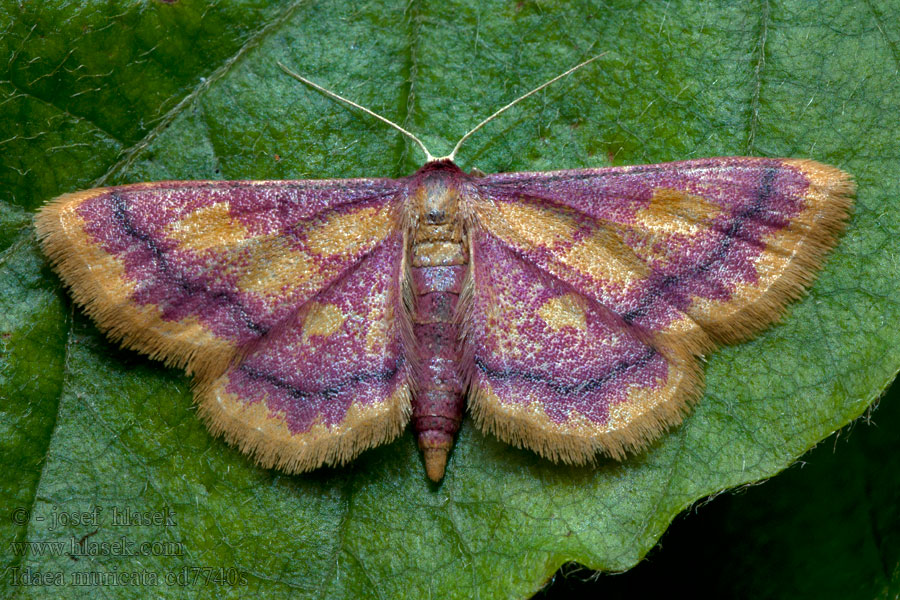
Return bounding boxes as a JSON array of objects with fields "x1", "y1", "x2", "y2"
[{"x1": 411, "y1": 182, "x2": 464, "y2": 263}]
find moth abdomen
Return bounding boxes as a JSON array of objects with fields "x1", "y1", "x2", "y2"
[{"x1": 406, "y1": 166, "x2": 470, "y2": 481}]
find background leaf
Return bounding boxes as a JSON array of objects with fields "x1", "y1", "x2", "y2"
[
  {"x1": 2, "y1": 1, "x2": 898, "y2": 598},
  {"x1": 540, "y1": 380, "x2": 900, "y2": 598}
]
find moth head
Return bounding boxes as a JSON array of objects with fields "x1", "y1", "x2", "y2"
[
  {"x1": 402, "y1": 159, "x2": 465, "y2": 226},
  {"x1": 412, "y1": 174, "x2": 462, "y2": 226}
]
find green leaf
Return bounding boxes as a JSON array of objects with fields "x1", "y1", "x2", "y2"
[
  {"x1": 2, "y1": 1, "x2": 897, "y2": 598},
  {"x1": 540, "y1": 378, "x2": 900, "y2": 598}
]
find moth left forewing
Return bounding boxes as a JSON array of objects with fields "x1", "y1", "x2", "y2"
[{"x1": 36, "y1": 179, "x2": 403, "y2": 373}]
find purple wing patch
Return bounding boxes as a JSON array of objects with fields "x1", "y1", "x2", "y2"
[{"x1": 39, "y1": 178, "x2": 402, "y2": 376}]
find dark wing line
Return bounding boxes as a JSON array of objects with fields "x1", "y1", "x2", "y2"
[
  {"x1": 620, "y1": 167, "x2": 778, "y2": 325},
  {"x1": 472, "y1": 349, "x2": 657, "y2": 396},
  {"x1": 111, "y1": 192, "x2": 268, "y2": 335},
  {"x1": 239, "y1": 355, "x2": 406, "y2": 401},
  {"x1": 478, "y1": 161, "x2": 773, "y2": 188}
]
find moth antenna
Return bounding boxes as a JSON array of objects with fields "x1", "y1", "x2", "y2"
[
  {"x1": 278, "y1": 61, "x2": 438, "y2": 163},
  {"x1": 445, "y1": 53, "x2": 607, "y2": 162}
]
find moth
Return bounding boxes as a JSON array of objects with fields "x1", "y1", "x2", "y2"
[{"x1": 35, "y1": 57, "x2": 853, "y2": 481}]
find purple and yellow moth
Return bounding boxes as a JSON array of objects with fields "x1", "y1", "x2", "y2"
[{"x1": 35, "y1": 57, "x2": 853, "y2": 482}]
